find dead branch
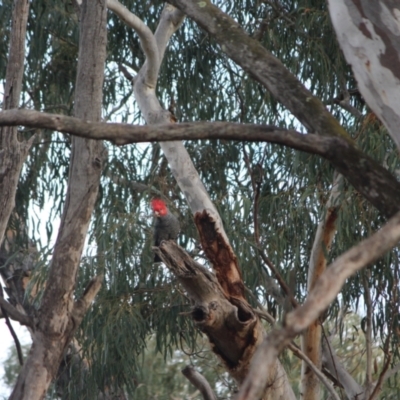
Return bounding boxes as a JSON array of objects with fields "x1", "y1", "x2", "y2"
[
  {"x1": 194, "y1": 210, "x2": 245, "y2": 301},
  {"x1": 156, "y1": 241, "x2": 263, "y2": 383}
]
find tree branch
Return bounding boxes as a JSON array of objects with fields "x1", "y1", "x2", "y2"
[
  {"x1": 254, "y1": 306, "x2": 340, "y2": 400},
  {"x1": 369, "y1": 314, "x2": 394, "y2": 400},
  {"x1": 72, "y1": 275, "x2": 103, "y2": 323},
  {"x1": 322, "y1": 336, "x2": 364, "y2": 399},
  {"x1": 362, "y1": 271, "x2": 373, "y2": 397},
  {"x1": 236, "y1": 210, "x2": 400, "y2": 400},
  {"x1": 107, "y1": 0, "x2": 159, "y2": 86},
  {"x1": 182, "y1": 366, "x2": 217, "y2": 400},
  {"x1": 2, "y1": 108, "x2": 399, "y2": 221},
  {"x1": 0, "y1": 0, "x2": 33, "y2": 248},
  {"x1": 0, "y1": 296, "x2": 32, "y2": 327},
  {"x1": 301, "y1": 172, "x2": 342, "y2": 399},
  {"x1": 289, "y1": 343, "x2": 340, "y2": 400},
  {"x1": 328, "y1": 0, "x2": 400, "y2": 150},
  {"x1": 382, "y1": 363, "x2": 400, "y2": 382},
  {"x1": 166, "y1": 0, "x2": 400, "y2": 219},
  {"x1": 0, "y1": 285, "x2": 25, "y2": 366}
]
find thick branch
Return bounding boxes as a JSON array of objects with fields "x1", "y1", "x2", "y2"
[
  {"x1": 166, "y1": 0, "x2": 400, "y2": 219},
  {"x1": 2, "y1": 108, "x2": 400, "y2": 218},
  {"x1": 236, "y1": 210, "x2": 400, "y2": 400},
  {"x1": 107, "y1": 0, "x2": 159, "y2": 86},
  {"x1": 182, "y1": 366, "x2": 217, "y2": 400}
]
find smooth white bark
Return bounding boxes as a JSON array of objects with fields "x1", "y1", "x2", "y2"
[{"x1": 329, "y1": 0, "x2": 400, "y2": 150}]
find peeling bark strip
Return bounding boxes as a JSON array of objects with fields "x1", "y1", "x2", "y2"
[
  {"x1": 301, "y1": 173, "x2": 342, "y2": 400},
  {"x1": 194, "y1": 210, "x2": 245, "y2": 300},
  {"x1": 9, "y1": 1, "x2": 107, "y2": 399},
  {"x1": 329, "y1": 0, "x2": 400, "y2": 151}
]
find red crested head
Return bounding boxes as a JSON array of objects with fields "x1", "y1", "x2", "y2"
[{"x1": 151, "y1": 199, "x2": 168, "y2": 216}]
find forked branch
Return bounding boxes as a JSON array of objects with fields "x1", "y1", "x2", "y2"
[{"x1": 236, "y1": 210, "x2": 400, "y2": 400}]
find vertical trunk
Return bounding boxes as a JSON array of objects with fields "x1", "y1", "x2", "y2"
[
  {"x1": 300, "y1": 173, "x2": 342, "y2": 400},
  {"x1": 0, "y1": 0, "x2": 32, "y2": 246},
  {"x1": 9, "y1": 1, "x2": 107, "y2": 399}
]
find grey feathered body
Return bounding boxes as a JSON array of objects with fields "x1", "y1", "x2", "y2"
[{"x1": 153, "y1": 211, "x2": 180, "y2": 262}]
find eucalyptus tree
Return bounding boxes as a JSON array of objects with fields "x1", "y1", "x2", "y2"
[{"x1": 0, "y1": 0, "x2": 400, "y2": 399}]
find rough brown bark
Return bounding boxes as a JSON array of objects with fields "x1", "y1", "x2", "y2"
[
  {"x1": 0, "y1": 0, "x2": 32, "y2": 247},
  {"x1": 8, "y1": 1, "x2": 107, "y2": 399}
]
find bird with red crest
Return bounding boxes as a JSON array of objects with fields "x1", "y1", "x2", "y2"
[{"x1": 151, "y1": 198, "x2": 180, "y2": 262}]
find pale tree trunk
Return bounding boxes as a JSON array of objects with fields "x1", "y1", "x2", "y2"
[
  {"x1": 8, "y1": 1, "x2": 107, "y2": 399},
  {"x1": 107, "y1": 2, "x2": 295, "y2": 398},
  {"x1": 0, "y1": 0, "x2": 33, "y2": 246},
  {"x1": 328, "y1": 0, "x2": 400, "y2": 152},
  {"x1": 301, "y1": 173, "x2": 342, "y2": 399}
]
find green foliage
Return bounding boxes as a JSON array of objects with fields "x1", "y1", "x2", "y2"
[{"x1": 2, "y1": 0, "x2": 400, "y2": 397}]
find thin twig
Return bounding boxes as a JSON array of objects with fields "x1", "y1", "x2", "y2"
[
  {"x1": 362, "y1": 271, "x2": 373, "y2": 395},
  {"x1": 182, "y1": 366, "x2": 217, "y2": 400},
  {"x1": 322, "y1": 331, "x2": 346, "y2": 400},
  {"x1": 369, "y1": 276, "x2": 397, "y2": 400},
  {"x1": 289, "y1": 342, "x2": 340, "y2": 400},
  {"x1": 242, "y1": 145, "x2": 298, "y2": 308},
  {"x1": 0, "y1": 285, "x2": 24, "y2": 365},
  {"x1": 0, "y1": 295, "x2": 32, "y2": 327},
  {"x1": 369, "y1": 338, "x2": 391, "y2": 400}
]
